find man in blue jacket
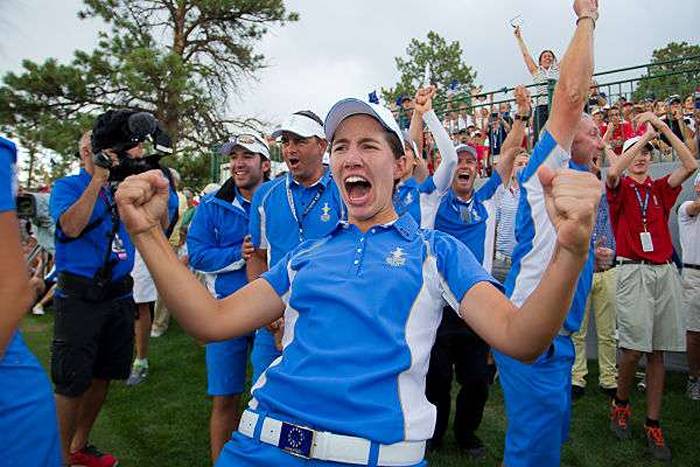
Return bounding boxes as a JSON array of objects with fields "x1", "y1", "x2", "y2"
[{"x1": 187, "y1": 132, "x2": 270, "y2": 462}]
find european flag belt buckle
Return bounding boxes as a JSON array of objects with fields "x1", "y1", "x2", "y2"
[{"x1": 278, "y1": 422, "x2": 315, "y2": 458}]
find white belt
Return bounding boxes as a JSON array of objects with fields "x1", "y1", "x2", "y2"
[{"x1": 238, "y1": 410, "x2": 425, "y2": 466}]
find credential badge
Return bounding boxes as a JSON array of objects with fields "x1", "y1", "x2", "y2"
[
  {"x1": 320, "y1": 202, "x2": 331, "y2": 222},
  {"x1": 386, "y1": 247, "x2": 406, "y2": 267}
]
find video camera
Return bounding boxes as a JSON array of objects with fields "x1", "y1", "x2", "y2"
[{"x1": 91, "y1": 109, "x2": 173, "y2": 183}]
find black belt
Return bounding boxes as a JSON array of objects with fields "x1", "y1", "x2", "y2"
[
  {"x1": 683, "y1": 263, "x2": 700, "y2": 271},
  {"x1": 616, "y1": 259, "x2": 671, "y2": 266},
  {"x1": 58, "y1": 272, "x2": 133, "y2": 302}
]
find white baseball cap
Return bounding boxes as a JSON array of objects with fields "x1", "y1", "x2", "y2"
[
  {"x1": 324, "y1": 98, "x2": 403, "y2": 149},
  {"x1": 454, "y1": 143, "x2": 477, "y2": 159},
  {"x1": 271, "y1": 111, "x2": 326, "y2": 139},
  {"x1": 220, "y1": 132, "x2": 270, "y2": 159},
  {"x1": 621, "y1": 136, "x2": 653, "y2": 154}
]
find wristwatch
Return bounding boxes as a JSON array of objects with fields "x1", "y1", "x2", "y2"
[{"x1": 515, "y1": 113, "x2": 531, "y2": 122}]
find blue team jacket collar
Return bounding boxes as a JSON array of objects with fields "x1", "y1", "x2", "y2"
[
  {"x1": 568, "y1": 159, "x2": 589, "y2": 173},
  {"x1": 336, "y1": 213, "x2": 418, "y2": 240},
  {"x1": 211, "y1": 177, "x2": 250, "y2": 213}
]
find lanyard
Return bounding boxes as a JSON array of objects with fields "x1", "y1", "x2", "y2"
[
  {"x1": 632, "y1": 185, "x2": 650, "y2": 230},
  {"x1": 286, "y1": 177, "x2": 325, "y2": 241}
]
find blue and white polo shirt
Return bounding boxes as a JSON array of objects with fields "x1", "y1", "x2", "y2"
[
  {"x1": 504, "y1": 130, "x2": 594, "y2": 334},
  {"x1": 249, "y1": 168, "x2": 344, "y2": 268},
  {"x1": 394, "y1": 176, "x2": 449, "y2": 230},
  {"x1": 434, "y1": 171, "x2": 502, "y2": 272},
  {"x1": 249, "y1": 214, "x2": 497, "y2": 444}
]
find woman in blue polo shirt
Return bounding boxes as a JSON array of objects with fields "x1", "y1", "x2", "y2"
[
  {"x1": 116, "y1": 93, "x2": 601, "y2": 466},
  {"x1": 0, "y1": 136, "x2": 62, "y2": 467}
]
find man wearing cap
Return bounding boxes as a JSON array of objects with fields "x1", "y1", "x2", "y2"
[
  {"x1": 49, "y1": 124, "x2": 142, "y2": 466},
  {"x1": 247, "y1": 110, "x2": 344, "y2": 382},
  {"x1": 678, "y1": 172, "x2": 700, "y2": 401},
  {"x1": 661, "y1": 94, "x2": 694, "y2": 144},
  {"x1": 187, "y1": 132, "x2": 271, "y2": 461},
  {"x1": 426, "y1": 85, "x2": 530, "y2": 458},
  {"x1": 606, "y1": 111, "x2": 698, "y2": 461},
  {"x1": 394, "y1": 86, "x2": 457, "y2": 229},
  {"x1": 492, "y1": 1, "x2": 604, "y2": 464}
]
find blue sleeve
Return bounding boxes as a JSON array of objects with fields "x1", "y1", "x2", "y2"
[
  {"x1": 433, "y1": 231, "x2": 501, "y2": 310},
  {"x1": 261, "y1": 250, "x2": 292, "y2": 297},
  {"x1": 0, "y1": 138, "x2": 17, "y2": 212},
  {"x1": 249, "y1": 183, "x2": 269, "y2": 249},
  {"x1": 187, "y1": 199, "x2": 244, "y2": 273},
  {"x1": 518, "y1": 130, "x2": 570, "y2": 184},
  {"x1": 475, "y1": 170, "x2": 502, "y2": 202},
  {"x1": 418, "y1": 176, "x2": 436, "y2": 194},
  {"x1": 49, "y1": 178, "x2": 80, "y2": 223},
  {"x1": 167, "y1": 187, "x2": 179, "y2": 225}
]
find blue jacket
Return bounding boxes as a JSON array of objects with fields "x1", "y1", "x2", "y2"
[{"x1": 187, "y1": 178, "x2": 250, "y2": 298}]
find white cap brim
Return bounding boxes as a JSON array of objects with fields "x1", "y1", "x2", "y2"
[
  {"x1": 220, "y1": 137, "x2": 270, "y2": 159},
  {"x1": 324, "y1": 98, "x2": 403, "y2": 149},
  {"x1": 271, "y1": 114, "x2": 325, "y2": 139}
]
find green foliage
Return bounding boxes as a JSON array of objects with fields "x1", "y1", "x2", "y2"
[
  {"x1": 0, "y1": 0, "x2": 298, "y2": 184},
  {"x1": 633, "y1": 41, "x2": 700, "y2": 102},
  {"x1": 381, "y1": 31, "x2": 477, "y2": 110}
]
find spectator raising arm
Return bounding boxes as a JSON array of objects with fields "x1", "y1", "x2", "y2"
[
  {"x1": 494, "y1": 85, "x2": 532, "y2": 181},
  {"x1": 513, "y1": 25, "x2": 538, "y2": 75},
  {"x1": 546, "y1": 0, "x2": 598, "y2": 152},
  {"x1": 413, "y1": 86, "x2": 458, "y2": 193},
  {"x1": 606, "y1": 125, "x2": 658, "y2": 188}
]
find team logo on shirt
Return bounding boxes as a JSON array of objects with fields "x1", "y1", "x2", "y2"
[
  {"x1": 320, "y1": 202, "x2": 331, "y2": 222},
  {"x1": 386, "y1": 247, "x2": 406, "y2": 267},
  {"x1": 404, "y1": 192, "x2": 413, "y2": 205}
]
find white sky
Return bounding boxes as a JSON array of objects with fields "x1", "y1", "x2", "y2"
[{"x1": 1, "y1": 0, "x2": 699, "y2": 154}]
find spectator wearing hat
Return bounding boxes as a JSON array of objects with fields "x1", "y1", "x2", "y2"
[
  {"x1": 187, "y1": 132, "x2": 271, "y2": 461},
  {"x1": 678, "y1": 172, "x2": 700, "y2": 401},
  {"x1": 247, "y1": 110, "x2": 344, "y2": 382},
  {"x1": 606, "y1": 112, "x2": 698, "y2": 462}
]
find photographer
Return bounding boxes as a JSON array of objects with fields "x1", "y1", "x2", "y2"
[{"x1": 49, "y1": 110, "x2": 169, "y2": 466}]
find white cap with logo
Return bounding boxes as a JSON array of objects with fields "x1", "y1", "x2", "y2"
[
  {"x1": 324, "y1": 98, "x2": 403, "y2": 148},
  {"x1": 220, "y1": 132, "x2": 270, "y2": 159},
  {"x1": 271, "y1": 112, "x2": 326, "y2": 139}
]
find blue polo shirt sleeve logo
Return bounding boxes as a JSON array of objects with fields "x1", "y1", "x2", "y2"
[{"x1": 320, "y1": 202, "x2": 332, "y2": 222}]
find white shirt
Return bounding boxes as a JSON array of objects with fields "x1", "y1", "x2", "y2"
[{"x1": 678, "y1": 200, "x2": 700, "y2": 265}]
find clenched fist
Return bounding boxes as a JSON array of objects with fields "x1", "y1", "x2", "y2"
[
  {"x1": 538, "y1": 166, "x2": 602, "y2": 258},
  {"x1": 115, "y1": 170, "x2": 170, "y2": 236}
]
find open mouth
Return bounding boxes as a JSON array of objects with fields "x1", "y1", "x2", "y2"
[
  {"x1": 287, "y1": 157, "x2": 300, "y2": 170},
  {"x1": 458, "y1": 173, "x2": 471, "y2": 182},
  {"x1": 344, "y1": 175, "x2": 372, "y2": 204}
]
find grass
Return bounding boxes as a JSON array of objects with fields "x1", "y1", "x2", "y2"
[{"x1": 21, "y1": 313, "x2": 699, "y2": 466}]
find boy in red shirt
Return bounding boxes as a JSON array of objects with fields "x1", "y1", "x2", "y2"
[{"x1": 606, "y1": 112, "x2": 698, "y2": 462}]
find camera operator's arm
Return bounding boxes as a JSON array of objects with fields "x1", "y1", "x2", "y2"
[
  {"x1": 57, "y1": 164, "x2": 110, "y2": 238},
  {"x1": 115, "y1": 171, "x2": 283, "y2": 342}
]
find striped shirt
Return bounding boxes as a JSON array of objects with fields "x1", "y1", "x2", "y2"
[
  {"x1": 495, "y1": 183, "x2": 520, "y2": 256},
  {"x1": 533, "y1": 65, "x2": 559, "y2": 107}
]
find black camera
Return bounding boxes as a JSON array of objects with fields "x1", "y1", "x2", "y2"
[
  {"x1": 16, "y1": 193, "x2": 36, "y2": 219},
  {"x1": 91, "y1": 109, "x2": 173, "y2": 182}
]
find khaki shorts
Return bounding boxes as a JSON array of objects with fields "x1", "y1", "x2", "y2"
[
  {"x1": 616, "y1": 262, "x2": 685, "y2": 353},
  {"x1": 682, "y1": 268, "x2": 700, "y2": 332}
]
